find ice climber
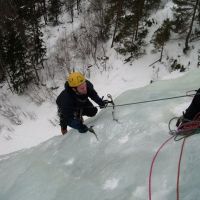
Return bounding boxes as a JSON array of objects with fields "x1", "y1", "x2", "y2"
[
  {"x1": 56, "y1": 72, "x2": 108, "y2": 135},
  {"x1": 176, "y1": 88, "x2": 200, "y2": 126}
]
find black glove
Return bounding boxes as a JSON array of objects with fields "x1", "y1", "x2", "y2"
[
  {"x1": 61, "y1": 127, "x2": 67, "y2": 135},
  {"x1": 176, "y1": 117, "x2": 183, "y2": 127},
  {"x1": 79, "y1": 124, "x2": 89, "y2": 133},
  {"x1": 99, "y1": 100, "x2": 110, "y2": 109},
  {"x1": 176, "y1": 112, "x2": 187, "y2": 127},
  {"x1": 176, "y1": 115, "x2": 188, "y2": 127}
]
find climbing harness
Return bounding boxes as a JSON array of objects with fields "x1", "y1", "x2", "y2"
[{"x1": 149, "y1": 112, "x2": 200, "y2": 200}]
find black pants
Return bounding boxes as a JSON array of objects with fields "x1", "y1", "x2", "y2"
[
  {"x1": 184, "y1": 88, "x2": 200, "y2": 120},
  {"x1": 80, "y1": 100, "x2": 98, "y2": 117}
]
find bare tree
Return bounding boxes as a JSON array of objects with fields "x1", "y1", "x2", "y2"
[
  {"x1": 111, "y1": 0, "x2": 124, "y2": 48},
  {"x1": 184, "y1": 0, "x2": 200, "y2": 53},
  {"x1": 54, "y1": 36, "x2": 72, "y2": 74}
]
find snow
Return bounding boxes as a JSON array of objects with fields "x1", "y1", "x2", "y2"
[
  {"x1": 0, "y1": 1, "x2": 200, "y2": 199},
  {"x1": 0, "y1": 69, "x2": 200, "y2": 200},
  {"x1": 103, "y1": 178, "x2": 119, "y2": 190}
]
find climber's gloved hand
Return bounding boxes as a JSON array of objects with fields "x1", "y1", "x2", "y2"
[
  {"x1": 61, "y1": 127, "x2": 67, "y2": 135},
  {"x1": 78, "y1": 124, "x2": 89, "y2": 133},
  {"x1": 99, "y1": 100, "x2": 110, "y2": 109}
]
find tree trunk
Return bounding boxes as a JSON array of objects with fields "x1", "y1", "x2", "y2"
[
  {"x1": 134, "y1": 0, "x2": 145, "y2": 41},
  {"x1": 70, "y1": 6, "x2": 74, "y2": 23},
  {"x1": 42, "y1": 0, "x2": 48, "y2": 24},
  {"x1": 111, "y1": 0, "x2": 123, "y2": 48},
  {"x1": 0, "y1": 56, "x2": 13, "y2": 93},
  {"x1": 111, "y1": 19, "x2": 118, "y2": 48},
  {"x1": 184, "y1": 0, "x2": 199, "y2": 53},
  {"x1": 159, "y1": 44, "x2": 164, "y2": 62},
  {"x1": 134, "y1": 19, "x2": 139, "y2": 40},
  {"x1": 198, "y1": 1, "x2": 200, "y2": 24},
  {"x1": 77, "y1": 0, "x2": 81, "y2": 14}
]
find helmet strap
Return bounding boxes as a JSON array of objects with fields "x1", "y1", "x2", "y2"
[{"x1": 72, "y1": 87, "x2": 81, "y2": 95}]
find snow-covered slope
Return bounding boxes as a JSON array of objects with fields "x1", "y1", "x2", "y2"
[
  {"x1": 0, "y1": 0, "x2": 200, "y2": 156},
  {"x1": 0, "y1": 69, "x2": 199, "y2": 200}
]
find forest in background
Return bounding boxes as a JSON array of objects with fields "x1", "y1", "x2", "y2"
[{"x1": 0, "y1": 0, "x2": 200, "y2": 94}]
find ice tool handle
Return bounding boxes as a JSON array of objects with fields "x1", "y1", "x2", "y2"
[
  {"x1": 107, "y1": 94, "x2": 115, "y2": 108},
  {"x1": 107, "y1": 94, "x2": 119, "y2": 122}
]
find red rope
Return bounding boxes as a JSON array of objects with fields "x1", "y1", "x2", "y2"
[
  {"x1": 149, "y1": 113, "x2": 200, "y2": 200},
  {"x1": 176, "y1": 138, "x2": 186, "y2": 200},
  {"x1": 175, "y1": 113, "x2": 200, "y2": 199},
  {"x1": 178, "y1": 121, "x2": 200, "y2": 132},
  {"x1": 178, "y1": 112, "x2": 200, "y2": 132},
  {"x1": 149, "y1": 137, "x2": 188, "y2": 200},
  {"x1": 148, "y1": 136, "x2": 174, "y2": 200}
]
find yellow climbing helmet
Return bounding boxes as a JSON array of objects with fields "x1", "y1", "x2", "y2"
[{"x1": 67, "y1": 72, "x2": 86, "y2": 87}]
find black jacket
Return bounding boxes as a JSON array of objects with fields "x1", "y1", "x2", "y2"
[
  {"x1": 184, "y1": 88, "x2": 200, "y2": 120},
  {"x1": 56, "y1": 80, "x2": 104, "y2": 131}
]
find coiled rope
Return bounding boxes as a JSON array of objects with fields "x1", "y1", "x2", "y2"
[{"x1": 149, "y1": 113, "x2": 200, "y2": 200}]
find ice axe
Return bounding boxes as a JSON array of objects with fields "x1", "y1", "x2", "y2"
[
  {"x1": 107, "y1": 94, "x2": 119, "y2": 122},
  {"x1": 88, "y1": 126, "x2": 99, "y2": 141}
]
